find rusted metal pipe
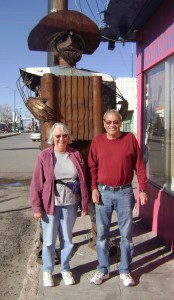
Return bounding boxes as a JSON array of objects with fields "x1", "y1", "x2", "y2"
[
  {"x1": 48, "y1": 0, "x2": 67, "y2": 12},
  {"x1": 47, "y1": 0, "x2": 68, "y2": 66}
]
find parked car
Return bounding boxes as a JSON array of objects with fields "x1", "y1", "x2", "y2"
[{"x1": 30, "y1": 130, "x2": 41, "y2": 142}]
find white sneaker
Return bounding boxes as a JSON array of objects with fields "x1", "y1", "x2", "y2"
[
  {"x1": 120, "y1": 273, "x2": 135, "y2": 287},
  {"x1": 90, "y1": 271, "x2": 109, "y2": 285},
  {"x1": 43, "y1": 272, "x2": 54, "y2": 287},
  {"x1": 61, "y1": 271, "x2": 75, "y2": 285}
]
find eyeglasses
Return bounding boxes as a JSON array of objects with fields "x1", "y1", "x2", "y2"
[
  {"x1": 54, "y1": 134, "x2": 68, "y2": 139},
  {"x1": 104, "y1": 120, "x2": 120, "y2": 125}
]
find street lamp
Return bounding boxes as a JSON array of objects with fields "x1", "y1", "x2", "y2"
[
  {"x1": 2, "y1": 86, "x2": 17, "y2": 131},
  {"x1": 20, "y1": 108, "x2": 22, "y2": 127}
]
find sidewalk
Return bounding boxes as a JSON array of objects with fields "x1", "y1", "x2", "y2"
[{"x1": 20, "y1": 206, "x2": 174, "y2": 300}]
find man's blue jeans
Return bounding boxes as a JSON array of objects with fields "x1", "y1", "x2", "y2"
[
  {"x1": 95, "y1": 185, "x2": 135, "y2": 275},
  {"x1": 41, "y1": 204, "x2": 78, "y2": 273}
]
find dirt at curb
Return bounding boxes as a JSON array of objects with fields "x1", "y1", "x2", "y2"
[{"x1": 0, "y1": 179, "x2": 38, "y2": 300}]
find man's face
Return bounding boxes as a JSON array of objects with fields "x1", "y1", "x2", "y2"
[
  {"x1": 103, "y1": 112, "x2": 122, "y2": 139},
  {"x1": 48, "y1": 32, "x2": 84, "y2": 66}
]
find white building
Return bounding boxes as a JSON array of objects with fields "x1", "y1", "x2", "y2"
[{"x1": 116, "y1": 77, "x2": 137, "y2": 136}]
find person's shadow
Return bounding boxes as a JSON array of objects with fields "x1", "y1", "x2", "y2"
[{"x1": 58, "y1": 216, "x2": 174, "y2": 285}]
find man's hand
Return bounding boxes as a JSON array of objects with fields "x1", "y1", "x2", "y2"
[
  {"x1": 92, "y1": 189, "x2": 100, "y2": 204},
  {"x1": 34, "y1": 212, "x2": 42, "y2": 221},
  {"x1": 140, "y1": 191, "x2": 148, "y2": 205}
]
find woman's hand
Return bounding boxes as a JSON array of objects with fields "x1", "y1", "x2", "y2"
[
  {"x1": 34, "y1": 212, "x2": 42, "y2": 221},
  {"x1": 81, "y1": 211, "x2": 88, "y2": 217}
]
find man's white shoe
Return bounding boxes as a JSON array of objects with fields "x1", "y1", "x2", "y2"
[
  {"x1": 120, "y1": 273, "x2": 135, "y2": 287},
  {"x1": 61, "y1": 271, "x2": 75, "y2": 285},
  {"x1": 43, "y1": 272, "x2": 54, "y2": 287},
  {"x1": 90, "y1": 271, "x2": 109, "y2": 285}
]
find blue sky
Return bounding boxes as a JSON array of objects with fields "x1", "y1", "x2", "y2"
[{"x1": 0, "y1": 0, "x2": 136, "y2": 116}]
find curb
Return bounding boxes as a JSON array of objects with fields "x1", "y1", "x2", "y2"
[
  {"x1": 18, "y1": 237, "x2": 41, "y2": 300},
  {"x1": 0, "y1": 133, "x2": 21, "y2": 139}
]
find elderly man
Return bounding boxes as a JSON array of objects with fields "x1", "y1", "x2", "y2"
[{"x1": 88, "y1": 109, "x2": 148, "y2": 287}]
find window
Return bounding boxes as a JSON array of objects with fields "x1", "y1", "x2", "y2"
[{"x1": 144, "y1": 56, "x2": 174, "y2": 194}]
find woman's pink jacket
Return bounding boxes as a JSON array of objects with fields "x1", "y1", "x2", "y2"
[{"x1": 30, "y1": 145, "x2": 89, "y2": 215}]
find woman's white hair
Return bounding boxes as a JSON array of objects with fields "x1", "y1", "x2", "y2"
[
  {"x1": 103, "y1": 109, "x2": 122, "y2": 121},
  {"x1": 47, "y1": 122, "x2": 72, "y2": 144}
]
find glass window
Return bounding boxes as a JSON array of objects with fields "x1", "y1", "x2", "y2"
[{"x1": 144, "y1": 56, "x2": 174, "y2": 194}]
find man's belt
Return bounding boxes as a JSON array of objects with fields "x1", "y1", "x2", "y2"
[{"x1": 98, "y1": 183, "x2": 132, "y2": 192}]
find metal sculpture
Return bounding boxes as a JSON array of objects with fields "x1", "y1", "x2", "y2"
[{"x1": 17, "y1": 9, "x2": 128, "y2": 253}]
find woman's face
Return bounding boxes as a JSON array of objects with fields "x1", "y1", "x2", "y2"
[{"x1": 53, "y1": 127, "x2": 69, "y2": 152}]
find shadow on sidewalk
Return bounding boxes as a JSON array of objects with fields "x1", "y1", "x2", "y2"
[{"x1": 68, "y1": 216, "x2": 174, "y2": 286}]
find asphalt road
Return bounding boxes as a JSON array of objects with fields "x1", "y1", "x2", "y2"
[
  {"x1": 0, "y1": 133, "x2": 40, "y2": 177},
  {"x1": 0, "y1": 133, "x2": 40, "y2": 300}
]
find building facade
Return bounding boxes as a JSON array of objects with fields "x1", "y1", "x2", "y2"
[{"x1": 136, "y1": 0, "x2": 174, "y2": 250}]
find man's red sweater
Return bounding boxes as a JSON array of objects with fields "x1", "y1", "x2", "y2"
[{"x1": 88, "y1": 132, "x2": 147, "y2": 191}]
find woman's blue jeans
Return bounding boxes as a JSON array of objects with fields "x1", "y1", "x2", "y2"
[
  {"x1": 41, "y1": 204, "x2": 78, "y2": 273},
  {"x1": 95, "y1": 185, "x2": 135, "y2": 275}
]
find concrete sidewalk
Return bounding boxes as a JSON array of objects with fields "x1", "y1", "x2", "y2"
[
  {"x1": 20, "y1": 207, "x2": 174, "y2": 300},
  {"x1": 18, "y1": 174, "x2": 174, "y2": 300}
]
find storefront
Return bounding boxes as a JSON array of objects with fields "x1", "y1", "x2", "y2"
[{"x1": 136, "y1": 0, "x2": 174, "y2": 250}]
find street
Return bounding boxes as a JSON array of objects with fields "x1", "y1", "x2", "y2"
[
  {"x1": 0, "y1": 133, "x2": 40, "y2": 300},
  {"x1": 0, "y1": 133, "x2": 40, "y2": 176}
]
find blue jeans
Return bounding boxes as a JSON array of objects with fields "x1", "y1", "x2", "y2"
[
  {"x1": 95, "y1": 185, "x2": 135, "y2": 275},
  {"x1": 41, "y1": 204, "x2": 78, "y2": 273}
]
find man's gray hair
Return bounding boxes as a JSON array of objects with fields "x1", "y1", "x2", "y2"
[
  {"x1": 103, "y1": 109, "x2": 122, "y2": 121},
  {"x1": 47, "y1": 122, "x2": 72, "y2": 144}
]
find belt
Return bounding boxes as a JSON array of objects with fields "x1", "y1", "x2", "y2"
[{"x1": 98, "y1": 183, "x2": 132, "y2": 191}]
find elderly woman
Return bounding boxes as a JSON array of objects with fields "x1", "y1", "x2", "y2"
[{"x1": 30, "y1": 122, "x2": 89, "y2": 287}]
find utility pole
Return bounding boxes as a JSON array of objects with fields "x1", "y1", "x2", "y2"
[{"x1": 47, "y1": 0, "x2": 68, "y2": 66}]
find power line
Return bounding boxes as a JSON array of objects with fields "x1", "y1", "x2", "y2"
[
  {"x1": 95, "y1": 0, "x2": 102, "y2": 23},
  {"x1": 85, "y1": 0, "x2": 99, "y2": 24},
  {"x1": 75, "y1": 0, "x2": 82, "y2": 12}
]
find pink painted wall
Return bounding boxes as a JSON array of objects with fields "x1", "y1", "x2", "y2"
[
  {"x1": 137, "y1": 0, "x2": 174, "y2": 75},
  {"x1": 136, "y1": 0, "x2": 174, "y2": 251},
  {"x1": 140, "y1": 184, "x2": 174, "y2": 250}
]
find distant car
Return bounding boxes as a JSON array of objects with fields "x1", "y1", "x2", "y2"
[
  {"x1": 17, "y1": 127, "x2": 25, "y2": 133},
  {"x1": 30, "y1": 130, "x2": 41, "y2": 142}
]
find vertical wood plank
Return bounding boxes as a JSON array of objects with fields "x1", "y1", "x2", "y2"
[
  {"x1": 84, "y1": 77, "x2": 90, "y2": 139},
  {"x1": 59, "y1": 76, "x2": 66, "y2": 123},
  {"x1": 65, "y1": 76, "x2": 72, "y2": 132},
  {"x1": 88, "y1": 77, "x2": 94, "y2": 139},
  {"x1": 93, "y1": 76, "x2": 103, "y2": 137},
  {"x1": 72, "y1": 76, "x2": 78, "y2": 139},
  {"x1": 77, "y1": 76, "x2": 84, "y2": 139},
  {"x1": 41, "y1": 73, "x2": 57, "y2": 150}
]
